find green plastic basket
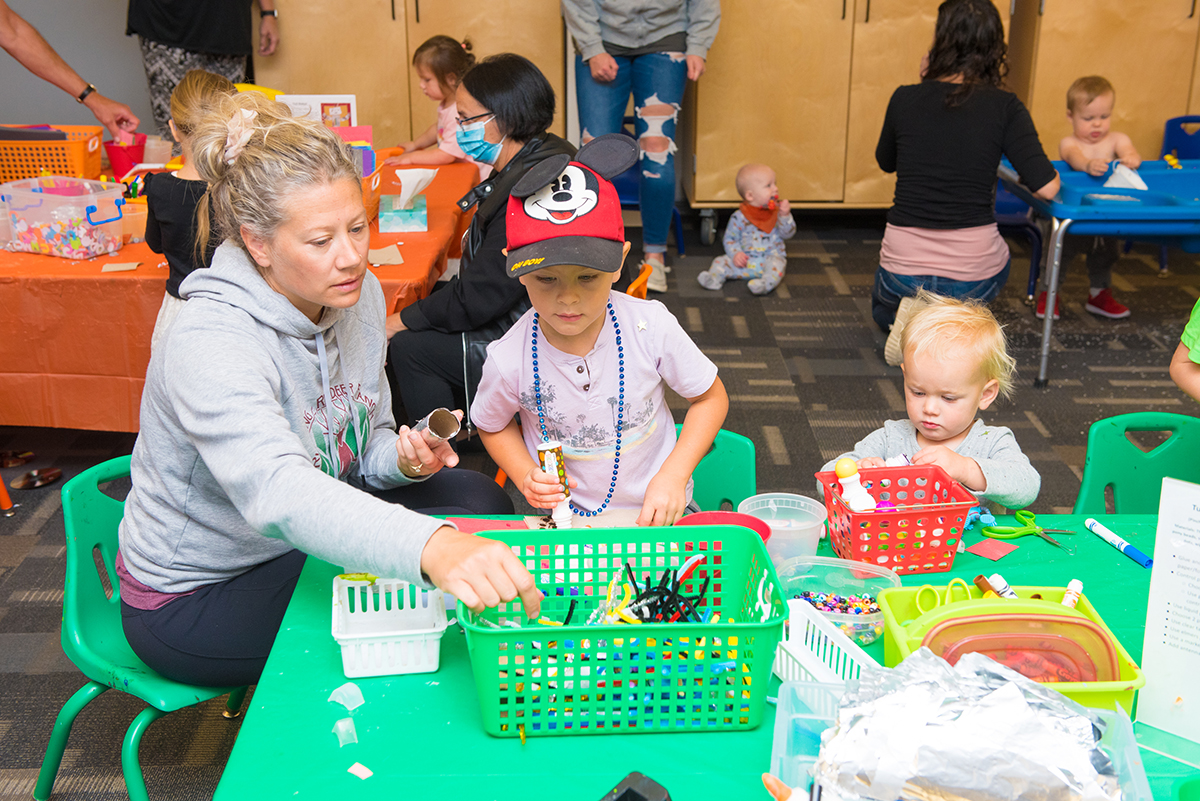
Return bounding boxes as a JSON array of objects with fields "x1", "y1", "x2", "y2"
[{"x1": 460, "y1": 524, "x2": 786, "y2": 738}]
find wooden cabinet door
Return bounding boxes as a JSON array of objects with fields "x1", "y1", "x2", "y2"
[
  {"x1": 843, "y1": 0, "x2": 1010, "y2": 205},
  {"x1": 687, "y1": 0, "x2": 854, "y2": 203},
  {"x1": 252, "y1": 0, "x2": 412, "y2": 148},
  {"x1": 404, "y1": 0, "x2": 566, "y2": 140},
  {"x1": 1021, "y1": 1, "x2": 1198, "y2": 162}
]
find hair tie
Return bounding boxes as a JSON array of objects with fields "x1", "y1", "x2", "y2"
[{"x1": 224, "y1": 109, "x2": 258, "y2": 165}]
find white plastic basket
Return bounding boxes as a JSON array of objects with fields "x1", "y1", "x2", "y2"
[
  {"x1": 773, "y1": 598, "x2": 880, "y2": 685},
  {"x1": 331, "y1": 577, "x2": 448, "y2": 678}
]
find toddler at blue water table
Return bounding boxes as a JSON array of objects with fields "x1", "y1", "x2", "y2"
[
  {"x1": 471, "y1": 134, "x2": 729, "y2": 526},
  {"x1": 821, "y1": 291, "x2": 1040, "y2": 510},
  {"x1": 697, "y1": 163, "x2": 795, "y2": 295}
]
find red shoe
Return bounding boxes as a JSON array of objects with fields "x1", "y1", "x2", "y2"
[
  {"x1": 1035, "y1": 291, "x2": 1061, "y2": 320},
  {"x1": 1084, "y1": 288, "x2": 1131, "y2": 319}
]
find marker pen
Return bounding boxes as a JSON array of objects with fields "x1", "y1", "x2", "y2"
[{"x1": 1084, "y1": 518, "x2": 1153, "y2": 568}]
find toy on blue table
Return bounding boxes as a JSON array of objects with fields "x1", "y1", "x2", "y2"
[
  {"x1": 834, "y1": 457, "x2": 876, "y2": 513},
  {"x1": 964, "y1": 505, "x2": 996, "y2": 530},
  {"x1": 1165, "y1": 153, "x2": 1182, "y2": 169}
]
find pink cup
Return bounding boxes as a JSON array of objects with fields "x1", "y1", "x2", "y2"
[{"x1": 675, "y1": 511, "x2": 772, "y2": 542}]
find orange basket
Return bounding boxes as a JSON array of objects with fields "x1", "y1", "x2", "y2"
[
  {"x1": 0, "y1": 125, "x2": 103, "y2": 182},
  {"x1": 362, "y1": 166, "x2": 383, "y2": 221},
  {"x1": 813, "y1": 464, "x2": 975, "y2": 575}
]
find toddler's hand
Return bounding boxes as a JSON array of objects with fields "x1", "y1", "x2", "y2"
[
  {"x1": 733, "y1": 251, "x2": 750, "y2": 269},
  {"x1": 1120, "y1": 154, "x2": 1142, "y2": 170},
  {"x1": 778, "y1": 198, "x2": 791, "y2": 215},
  {"x1": 636, "y1": 472, "x2": 687, "y2": 526},
  {"x1": 856, "y1": 457, "x2": 886, "y2": 469},
  {"x1": 912, "y1": 445, "x2": 984, "y2": 490},
  {"x1": 1085, "y1": 158, "x2": 1110, "y2": 177},
  {"x1": 522, "y1": 466, "x2": 575, "y2": 511},
  {"x1": 384, "y1": 154, "x2": 414, "y2": 167}
]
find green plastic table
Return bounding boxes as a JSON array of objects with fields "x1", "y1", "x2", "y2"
[{"x1": 213, "y1": 515, "x2": 1197, "y2": 800}]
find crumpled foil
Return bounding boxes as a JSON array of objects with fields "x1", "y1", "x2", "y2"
[{"x1": 813, "y1": 648, "x2": 1123, "y2": 801}]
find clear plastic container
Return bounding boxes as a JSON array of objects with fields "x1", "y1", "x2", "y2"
[
  {"x1": 738, "y1": 493, "x2": 826, "y2": 569},
  {"x1": 777, "y1": 556, "x2": 900, "y2": 646},
  {"x1": 1, "y1": 176, "x2": 123, "y2": 259},
  {"x1": 769, "y1": 681, "x2": 843, "y2": 792}
]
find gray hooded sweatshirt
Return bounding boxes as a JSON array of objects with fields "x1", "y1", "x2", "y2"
[{"x1": 119, "y1": 243, "x2": 445, "y2": 594}]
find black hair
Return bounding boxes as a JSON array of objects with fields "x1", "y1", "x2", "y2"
[
  {"x1": 924, "y1": 0, "x2": 1007, "y2": 107},
  {"x1": 461, "y1": 53, "x2": 555, "y2": 142}
]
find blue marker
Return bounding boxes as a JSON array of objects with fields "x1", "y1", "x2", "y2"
[{"x1": 1085, "y1": 518, "x2": 1153, "y2": 568}]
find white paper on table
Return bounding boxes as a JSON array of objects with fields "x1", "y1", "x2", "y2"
[
  {"x1": 1139, "y1": 477, "x2": 1200, "y2": 744},
  {"x1": 391, "y1": 168, "x2": 439, "y2": 210},
  {"x1": 1103, "y1": 163, "x2": 1149, "y2": 191}
]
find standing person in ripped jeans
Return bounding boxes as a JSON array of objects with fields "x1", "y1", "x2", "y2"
[{"x1": 563, "y1": 0, "x2": 721, "y2": 294}]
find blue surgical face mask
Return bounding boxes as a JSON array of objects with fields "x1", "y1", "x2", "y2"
[{"x1": 456, "y1": 115, "x2": 506, "y2": 165}]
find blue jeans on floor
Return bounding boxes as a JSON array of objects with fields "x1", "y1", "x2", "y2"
[
  {"x1": 575, "y1": 52, "x2": 686, "y2": 253},
  {"x1": 871, "y1": 259, "x2": 1011, "y2": 331}
]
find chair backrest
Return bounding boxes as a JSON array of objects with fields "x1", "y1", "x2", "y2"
[
  {"x1": 1073, "y1": 412, "x2": 1200, "y2": 514},
  {"x1": 679, "y1": 425, "x2": 757, "y2": 511},
  {"x1": 1162, "y1": 116, "x2": 1200, "y2": 159},
  {"x1": 627, "y1": 263, "x2": 652, "y2": 300}
]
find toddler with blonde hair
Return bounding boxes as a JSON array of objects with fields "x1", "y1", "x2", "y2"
[{"x1": 822, "y1": 291, "x2": 1040, "y2": 509}]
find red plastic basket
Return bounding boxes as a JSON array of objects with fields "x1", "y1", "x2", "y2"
[{"x1": 813, "y1": 464, "x2": 975, "y2": 575}]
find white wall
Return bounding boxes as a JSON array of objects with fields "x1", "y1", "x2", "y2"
[{"x1": 0, "y1": 0, "x2": 154, "y2": 132}]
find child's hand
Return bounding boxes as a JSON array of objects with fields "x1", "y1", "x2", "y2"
[
  {"x1": 1119, "y1": 154, "x2": 1142, "y2": 170},
  {"x1": 522, "y1": 466, "x2": 575, "y2": 511},
  {"x1": 384, "y1": 153, "x2": 414, "y2": 167},
  {"x1": 1085, "y1": 158, "x2": 1111, "y2": 177},
  {"x1": 857, "y1": 457, "x2": 886, "y2": 469},
  {"x1": 733, "y1": 251, "x2": 750, "y2": 269},
  {"x1": 778, "y1": 198, "x2": 791, "y2": 215},
  {"x1": 912, "y1": 445, "x2": 985, "y2": 491},
  {"x1": 636, "y1": 472, "x2": 687, "y2": 526}
]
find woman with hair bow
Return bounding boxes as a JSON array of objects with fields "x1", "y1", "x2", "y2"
[{"x1": 117, "y1": 90, "x2": 541, "y2": 688}]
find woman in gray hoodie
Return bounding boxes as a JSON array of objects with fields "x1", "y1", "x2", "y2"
[{"x1": 118, "y1": 90, "x2": 541, "y2": 687}]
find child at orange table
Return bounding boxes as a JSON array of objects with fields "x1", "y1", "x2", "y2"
[
  {"x1": 821, "y1": 291, "x2": 1039, "y2": 510},
  {"x1": 1037, "y1": 75, "x2": 1139, "y2": 321},
  {"x1": 385, "y1": 36, "x2": 489, "y2": 179},
  {"x1": 1170, "y1": 298, "x2": 1200, "y2": 402},
  {"x1": 145, "y1": 69, "x2": 236, "y2": 354},
  {"x1": 471, "y1": 135, "x2": 728, "y2": 526},
  {"x1": 697, "y1": 163, "x2": 795, "y2": 295}
]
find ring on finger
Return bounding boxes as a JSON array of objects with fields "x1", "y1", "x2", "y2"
[{"x1": 411, "y1": 461, "x2": 422, "y2": 474}]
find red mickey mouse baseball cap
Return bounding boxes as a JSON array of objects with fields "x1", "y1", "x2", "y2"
[{"x1": 505, "y1": 134, "x2": 639, "y2": 279}]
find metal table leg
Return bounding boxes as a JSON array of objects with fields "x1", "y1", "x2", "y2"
[{"x1": 1035, "y1": 217, "x2": 1072, "y2": 388}]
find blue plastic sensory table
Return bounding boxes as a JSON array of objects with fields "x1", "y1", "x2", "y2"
[
  {"x1": 212, "y1": 515, "x2": 1197, "y2": 800},
  {"x1": 999, "y1": 159, "x2": 1200, "y2": 386}
]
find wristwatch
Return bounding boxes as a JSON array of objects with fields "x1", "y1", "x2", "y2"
[
  {"x1": 260, "y1": 8, "x2": 277, "y2": 16},
  {"x1": 76, "y1": 83, "x2": 96, "y2": 103}
]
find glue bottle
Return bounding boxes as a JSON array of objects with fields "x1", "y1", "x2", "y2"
[
  {"x1": 1061, "y1": 579, "x2": 1083, "y2": 609},
  {"x1": 537, "y1": 441, "x2": 573, "y2": 529},
  {"x1": 834, "y1": 458, "x2": 877, "y2": 512}
]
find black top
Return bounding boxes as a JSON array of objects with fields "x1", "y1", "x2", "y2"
[
  {"x1": 127, "y1": 0, "x2": 252, "y2": 56},
  {"x1": 876, "y1": 81, "x2": 1057, "y2": 229},
  {"x1": 143, "y1": 172, "x2": 216, "y2": 299},
  {"x1": 400, "y1": 133, "x2": 577, "y2": 333}
]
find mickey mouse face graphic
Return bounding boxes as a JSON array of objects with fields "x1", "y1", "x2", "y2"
[{"x1": 523, "y1": 165, "x2": 598, "y2": 224}]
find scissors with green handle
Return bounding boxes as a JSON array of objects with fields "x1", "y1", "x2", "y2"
[{"x1": 982, "y1": 510, "x2": 1076, "y2": 555}]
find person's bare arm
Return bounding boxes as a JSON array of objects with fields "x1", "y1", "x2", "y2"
[
  {"x1": 1033, "y1": 171, "x2": 1061, "y2": 201},
  {"x1": 1170, "y1": 341, "x2": 1200, "y2": 403},
  {"x1": 391, "y1": 148, "x2": 457, "y2": 166},
  {"x1": 257, "y1": 2, "x2": 278, "y2": 56},
  {"x1": 1114, "y1": 133, "x2": 1142, "y2": 170},
  {"x1": 1060, "y1": 137, "x2": 1108, "y2": 177},
  {"x1": 0, "y1": 0, "x2": 138, "y2": 138}
]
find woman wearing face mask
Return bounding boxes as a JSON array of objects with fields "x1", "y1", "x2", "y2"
[{"x1": 387, "y1": 53, "x2": 575, "y2": 432}]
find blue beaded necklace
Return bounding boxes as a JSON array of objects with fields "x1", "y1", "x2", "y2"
[{"x1": 531, "y1": 301, "x2": 624, "y2": 517}]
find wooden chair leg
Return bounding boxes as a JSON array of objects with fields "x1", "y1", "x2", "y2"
[
  {"x1": 34, "y1": 681, "x2": 107, "y2": 800},
  {"x1": 121, "y1": 706, "x2": 167, "y2": 801}
]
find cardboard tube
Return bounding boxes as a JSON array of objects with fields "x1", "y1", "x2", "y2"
[{"x1": 412, "y1": 408, "x2": 461, "y2": 442}]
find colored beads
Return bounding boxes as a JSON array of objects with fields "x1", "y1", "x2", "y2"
[{"x1": 793, "y1": 590, "x2": 880, "y2": 615}]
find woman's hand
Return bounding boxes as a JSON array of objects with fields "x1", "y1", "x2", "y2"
[
  {"x1": 385, "y1": 312, "x2": 407, "y2": 340},
  {"x1": 259, "y1": 14, "x2": 279, "y2": 56},
  {"x1": 522, "y1": 466, "x2": 574, "y2": 510},
  {"x1": 686, "y1": 55, "x2": 706, "y2": 81},
  {"x1": 396, "y1": 411, "x2": 463, "y2": 477},
  {"x1": 589, "y1": 53, "x2": 619, "y2": 83},
  {"x1": 420, "y1": 526, "x2": 542, "y2": 618},
  {"x1": 636, "y1": 470, "x2": 687, "y2": 527}
]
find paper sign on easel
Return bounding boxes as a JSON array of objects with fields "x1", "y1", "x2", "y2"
[
  {"x1": 379, "y1": 168, "x2": 438, "y2": 233},
  {"x1": 1139, "y1": 477, "x2": 1200, "y2": 743}
]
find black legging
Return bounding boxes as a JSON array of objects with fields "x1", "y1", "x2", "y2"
[
  {"x1": 121, "y1": 467, "x2": 513, "y2": 687},
  {"x1": 389, "y1": 327, "x2": 466, "y2": 427}
]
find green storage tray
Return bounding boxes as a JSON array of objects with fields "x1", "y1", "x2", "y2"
[
  {"x1": 878, "y1": 584, "x2": 1145, "y2": 713},
  {"x1": 460, "y1": 524, "x2": 786, "y2": 738}
]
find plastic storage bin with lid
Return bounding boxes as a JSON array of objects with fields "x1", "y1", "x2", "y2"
[
  {"x1": 2, "y1": 176, "x2": 124, "y2": 259},
  {"x1": 738, "y1": 493, "x2": 826, "y2": 569}
]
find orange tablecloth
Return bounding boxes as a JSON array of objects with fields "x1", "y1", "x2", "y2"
[{"x1": 0, "y1": 162, "x2": 478, "y2": 432}]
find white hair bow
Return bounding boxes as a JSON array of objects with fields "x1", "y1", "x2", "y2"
[{"x1": 223, "y1": 109, "x2": 258, "y2": 165}]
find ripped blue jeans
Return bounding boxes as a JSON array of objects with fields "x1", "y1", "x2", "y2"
[{"x1": 575, "y1": 51, "x2": 687, "y2": 253}]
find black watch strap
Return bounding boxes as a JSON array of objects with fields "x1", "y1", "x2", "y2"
[
  {"x1": 76, "y1": 83, "x2": 96, "y2": 103},
  {"x1": 260, "y1": 8, "x2": 277, "y2": 16}
]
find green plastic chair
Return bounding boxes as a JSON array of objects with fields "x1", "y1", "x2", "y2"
[
  {"x1": 678, "y1": 425, "x2": 757, "y2": 511},
  {"x1": 1073, "y1": 412, "x2": 1200, "y2": 515},
  {"x1": 35, "y1": 456, "x2": 247, "y2": 801}
]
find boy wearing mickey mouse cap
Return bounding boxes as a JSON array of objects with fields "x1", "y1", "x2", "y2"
[{"x1": 471, "y1": 134, "x2": 728, "y2": 526}]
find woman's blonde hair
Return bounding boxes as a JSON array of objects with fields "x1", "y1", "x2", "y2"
[
  {"x1": 900, "y1": 290, "x2": 1017, "y2": 398},
  {"x1": 191, "y1": 90, "x2": 360, "y2": 255},
  {"x1": 169, "y1": 70, "x2": 237, "y2": 138}
]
